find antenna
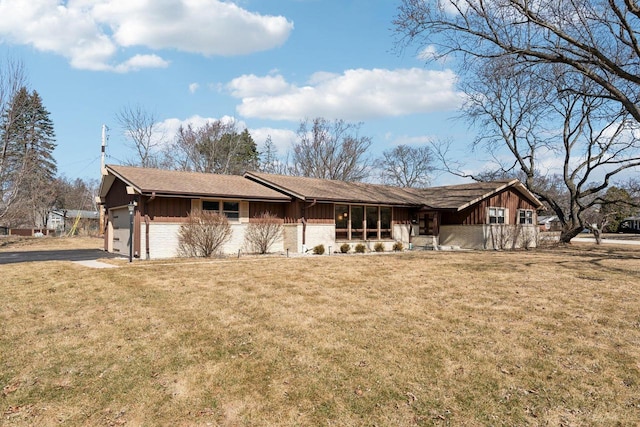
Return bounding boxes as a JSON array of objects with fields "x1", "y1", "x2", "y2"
[{"x1": 101, "y1": 124, "x2": 109, "y2": 175}]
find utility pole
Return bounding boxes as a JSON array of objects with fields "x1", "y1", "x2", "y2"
[{"x1": 98, "y1": 125, "x2": 108, "y2": 237}]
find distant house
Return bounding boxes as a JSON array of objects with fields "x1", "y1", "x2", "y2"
[
  {"x1": 48, "y1": 210, "x2": 100, "y2": 234},
  {"x1": 538, "y1": 215, "x2": 562, "y2": 232},
  {"x1": 98, "y1": 165, "x2": 544, "y2": 259},
  {"x1": 619, "y1": 216, "x2": 640, "y2": 233}
]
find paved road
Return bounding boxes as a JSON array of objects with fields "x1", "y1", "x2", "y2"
[
  {"x1": 0, "y1": 249, "x2": 124, "y2": 265},
  {"x1": 571, "y1": 237, "x2": 640, "y2": 246}
]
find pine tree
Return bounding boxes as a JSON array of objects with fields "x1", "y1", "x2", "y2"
[
  {"x1": 0, "y1": 87, "x2": 56, "y2": 226},
  {"x1": 0, "y1": 87, "x2": 31, "y2": 224}
]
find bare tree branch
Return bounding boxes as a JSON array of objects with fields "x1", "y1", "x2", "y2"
[
  {"x1": 115, "y1": 104, "x2": 165, "y2": 168},
  {"x1": 290, "y1": 118, "x2": 372, "y2": 182}
]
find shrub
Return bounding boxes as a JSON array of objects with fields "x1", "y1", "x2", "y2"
[
  {"x1": 340, "y1": 243, "x2": 351, "y2": 253},
  {"x1": 313, "y1": 244, "x2": 325, "y2": 255},
  {"x1": 374, "y1": 242, "x2": 385, "y2": 252},
  {"x1": 393, "y1": 241, "x2": 403, "y2": 251},
  {"x1": 355, "y1": 243, "x2": 366, "y2": 253},
  {"x1": 244, "y1": 212, "x2": 284, "y2": 254},
  {"x1": 178, "y1": 210, "x2": 232, "y2": 257}
]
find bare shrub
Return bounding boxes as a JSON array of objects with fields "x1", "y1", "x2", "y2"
[
  {"x1": 487, "y1": 225, "x2": 513, "y2": 250},
  {"x1": 178, "y1": 210, "x2": 231, "y2": 257},
  {"x1": 244, "y1": 212, "x2": 283, "y2": 254},
  {"x1": 518, "y1": 225, "x2": 536, "y2": 250}
]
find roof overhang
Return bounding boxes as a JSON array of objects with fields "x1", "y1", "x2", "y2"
[
  {"x1": 455, "y1": 179, "x2": 544, "y2": 211},
  {"x1": 244, "y1": 172, "x2": 306, "y2": 200}
]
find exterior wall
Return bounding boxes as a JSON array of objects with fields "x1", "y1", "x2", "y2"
[
  {"x1": 394, "y1": 223, "x2": 411, "y2": 246},
  {"x1": 143, "y1": 221, "x2": 288, "y2": 259},
  {"x1": 441, "y1": 188, "x2": 538, "y2": 226},
  {"x1": 411, "y1": 235, "x2": 438, "y2": 248},
  {"x1": 283, "y1": 224, "x2": 302, "y2": 252},
  {"x1": 303, "y1": 224, "x2": 336, "y2": 252},
  {"x1": 440, "y1": 224, "x2": 538, "y2": 250},
  {"x1": 147, "y1": 223, "x2": 181, "y2": 258},
  {"x1": 145, "y1": 197, "x2": 192, "y2": 221},
  {"x1": 249, "y1": 202, "x2": 286, "y2": 219}
]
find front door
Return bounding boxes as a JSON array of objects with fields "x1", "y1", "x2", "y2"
[{"x1": 419, "y1": 212, "x2": 437, "y2": 235}]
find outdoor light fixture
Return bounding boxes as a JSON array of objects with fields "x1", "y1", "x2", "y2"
[{"x1": 127, "y1": 200, "x2": 137, "y2": 263}]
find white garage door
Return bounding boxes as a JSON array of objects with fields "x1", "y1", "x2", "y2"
[{"x1": 111, "y1": 207, "x2": 131, "y2": 255}]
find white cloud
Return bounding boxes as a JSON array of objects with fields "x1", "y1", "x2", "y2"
[
  {"x1": 113, "y1": 54, "x2": 170, "y2": 73},
  {"x1": 228, "y1": 68, "x2": 465, "y2": 121},
  {"x1": 227, "y1": 74, "x2": 292, "y2": 98},
  {"x1": 189, "y1": 83, "x2": 200, "y2": 94},
  {"x1": 158, "y1": 115, "x2": 245, "y2": 139},
  {"x1": 389, "y1": 134, "x2": 434, "y2": 146},
  {"x1": 94, "y1": 0, "x2": 293, "y2": 55},
  {"x1": 0, "y1": 0, "x2": 293, "y2": 72},
  {"x1": 250, "y1": 127, "x2": 297, "y2": 154}
]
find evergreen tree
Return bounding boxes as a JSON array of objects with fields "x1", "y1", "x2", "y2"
[
  {"x1": 0, "y1": 87, "x2": 56, "y2": 227},
  {"x1": 169, "y1": 121, "x2": 258, "y2": 175}
]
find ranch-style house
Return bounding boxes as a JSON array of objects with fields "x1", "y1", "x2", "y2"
[{"x1": 98, "y1": 165, "x2": 544, "y2": 259}]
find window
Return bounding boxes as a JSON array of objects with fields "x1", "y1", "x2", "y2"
[
  {"x1": 366, "y1": 206, "x2": 379, "y2": 239},
  {"x1": 380, "y1": 207, "x2": 392, "y2": 238},
  {"x1": 335, "y1": 205, "x2": 349, "y2": 240},
  {"x1": 351, "y1": 206, "x2": 364, "y2": 240},
  {"x1": 222, "y1": 202, "x2": 239, "y2": 220},
  {"x1": 489, "y1": 207, "x2": 506, "y2": 224},
  {"x1": 202, "y1": 200, "x2": 240, "y2": 221},
  {"x1": 202, "y1": 201, "x2": 218, "y2": 211},
  {"x1": 519, "y1": 209, "x2": 534, "y2": 225},
  {"x1": 334, "y1": 205, "x2": 393, "y2": 240}
]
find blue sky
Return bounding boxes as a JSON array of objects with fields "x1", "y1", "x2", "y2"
[{"x1": 0, "y1": 0, "x2": 475, "y2": 185}]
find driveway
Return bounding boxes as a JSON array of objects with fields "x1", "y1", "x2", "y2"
[{"x1": 0, "y1": 249, "x2": 124, "y2": 265}]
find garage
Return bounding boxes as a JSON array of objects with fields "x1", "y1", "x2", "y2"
[{"x1": 110, "y1": 207, "x2": 131, "y2": 255}]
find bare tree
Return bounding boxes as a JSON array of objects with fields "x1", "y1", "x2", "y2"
[
  {"x1": 395, "y1": 2, "x2": 640, "y2": 243},
  {"x1": 243, "y1": 212, "x2": 284, "y2": 254},
  {"x1": 178, "y1": 210, "x2": 232, "y2": 257},
  {"x1": 375, "y1": 144, "x2": 434, "y2": 188},
  {"x1": 0, "y1": 57, "x2": 28, "y2": 224},
  {"x1": 290, "y1": 118, "x2": 372, "y2": 181},
  {"x1": 394, "y1": 0, "x2": 640, "y2": 122},
  {"x1": 116, "y1": 104, "x2": 164, "y2": 168},
  {"x1": 464, "y1": 60, "x2": 639, "y2": 242}
]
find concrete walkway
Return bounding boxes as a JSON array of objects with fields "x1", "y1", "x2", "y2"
[{"x1": 73, "y1": 260, "x2": 119, "y2": 268}]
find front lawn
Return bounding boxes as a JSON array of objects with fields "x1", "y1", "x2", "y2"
[{"x1": 1, "y1": 244, "x2": 639, "y2": 425}]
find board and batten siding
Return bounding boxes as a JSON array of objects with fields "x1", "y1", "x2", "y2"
[
  {"x1": 249, "y1": 202, "x2": 286, "y2": 220},
  {"x1": 143, "y1": 197, "x2": 192, "y2": 221},
  {"x1": 441, "y1": 188, "x2": 538, "y2": 226}
]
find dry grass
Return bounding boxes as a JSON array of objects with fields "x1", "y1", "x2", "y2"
[
  {"x1": 0, "y1": 236, "x2": 103, "y2": 252},
  {"x1": 1, "y1": 243, "x2": 639, "y2": 426}
]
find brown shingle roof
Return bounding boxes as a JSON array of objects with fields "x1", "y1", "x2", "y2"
[
  {"x1": 404, "y1": 180, "x2": 539, "y2": 210},
  {"x1": 245, "y1": 172, "x2": 543, "y2": 210},
  {"x1": 106, "y1": 165, "x2": 290, "y2": 201},
  {"x1": 244, "y1": 172, "x2": 423, "y2": 205}
]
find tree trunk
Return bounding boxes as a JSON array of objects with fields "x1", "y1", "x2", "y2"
[
  {"x1": 592, "y1": 228, "x2": 603, "y2": 245},
  {"x1": 559, "y1": 227, "x2": 582, "y2": 244}
]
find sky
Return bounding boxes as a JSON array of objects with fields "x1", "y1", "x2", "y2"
[{"x1": 0, "y1": 0, "x2": 476, "y2": 185}]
